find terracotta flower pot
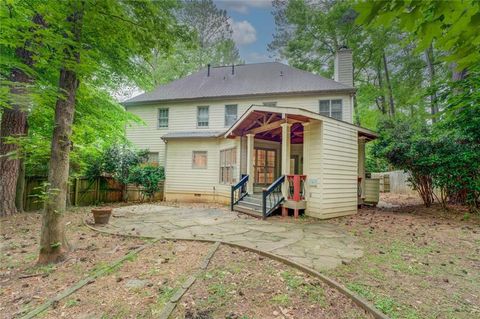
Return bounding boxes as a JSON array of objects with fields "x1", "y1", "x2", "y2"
[{"x1": 91, "y1": 207, "x2": 112, "y2": 225}]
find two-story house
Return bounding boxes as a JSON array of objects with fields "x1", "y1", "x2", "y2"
[{"x1": 124, "y1": 48, "x2": 377, "y2": 219}]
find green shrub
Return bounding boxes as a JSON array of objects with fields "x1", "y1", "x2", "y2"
[{"x1": 128, "y1": 165, "x2": 165, "y2": 200}]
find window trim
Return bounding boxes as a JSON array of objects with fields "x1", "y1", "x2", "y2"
[
  {"x1": 224, "y1": 104, "x2": 238, "y2": 127},
  {"x1": 319, "y1": 99, "x2": 343, "y2": 120},
  {"x1": 192, "y1": 151, "x2": 208, "y2": 169},
  {"x1": 157, "y1": 107, "x2": 169, "y2": 128},
  {"x1": 197, "y1": 105, "x2": 209, "y2": 128},
  {"x1": 219, "y1": 147, "x2": 237, "y2": 184}
]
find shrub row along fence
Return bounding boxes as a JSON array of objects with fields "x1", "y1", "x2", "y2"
[{"x1": 23, "y1": 176, "x2": 164, "y2": 212}]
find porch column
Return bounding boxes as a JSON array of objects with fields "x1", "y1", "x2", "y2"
[
  {"x1": 281, "y1": 123, "x2": 291, "y2": 198},
  {"x1": 246, "y1": 133, "x2": 254, "y2": 193},
  {"x1": 302, "y1": 122, "x2": 310, "y2": 204},
  {"x1": 358, "y1": 137, "x2": 366, "y2": 200}
]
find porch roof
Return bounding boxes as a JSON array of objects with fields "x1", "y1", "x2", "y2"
[{"x1": 224, "y1": 105, "x2": 378, "y2": 141}]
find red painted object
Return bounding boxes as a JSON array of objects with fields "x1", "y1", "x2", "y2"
[{"x1": 286, "y1": 175, "x2": 307, "y2": 201}]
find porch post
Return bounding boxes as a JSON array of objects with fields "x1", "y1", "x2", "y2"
[
  {"x1": 358, "y1": 137, "x2": 366, "y2": 201},
  {"x1": 302, "y1": 122, "x2": 310, "y2": 205},
  {"x1": 281, "y1": 123, "x2": 291, "y2": 198},
  {"x1": 246, "y1": 133, "x2": 254, "y2": 194}
]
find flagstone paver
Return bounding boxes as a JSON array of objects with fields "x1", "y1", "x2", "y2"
[{"x1": 100, "y1": 205, "x2": 363, "y2": 271}]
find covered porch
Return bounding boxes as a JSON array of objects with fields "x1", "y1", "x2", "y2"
[{"x1": 226, "y1": 106, "x2": 314, "y2": 218}]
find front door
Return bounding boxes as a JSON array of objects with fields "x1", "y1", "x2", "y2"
[{"x1": 254, "y1": 148, "x2": 276, "y2": 185}]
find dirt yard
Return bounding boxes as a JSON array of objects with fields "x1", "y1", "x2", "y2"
[
  {"x1": 1, "y1": 195, "x2": 479, "y2": 319},
  {"x1": 0, "y1": 204, "x2": 370, "y2": 319},
  {"x1": 324, "y1": 193, "x2": 480, "y2": 319}
]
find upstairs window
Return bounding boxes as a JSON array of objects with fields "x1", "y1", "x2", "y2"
[
  {"x1": 192, "y1": 151, "x2": 207, "y2": 169},
  {"x1": 319, "y1": 99, "x2": 342, "y2": 120},
  {"x1": 158, "y1": 108, "x2": 169, "y2": 128},
  {"x1": 220, "y1": 148, "x2": 237, "y2": 184},
  {"x1": 225, "y1": 104, "x2": 238, "y2": 127},
  {"x1": 197, "y1": 106, "x2": 209, "y2": 127}
]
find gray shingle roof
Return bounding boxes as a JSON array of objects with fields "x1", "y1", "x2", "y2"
[
  {"x1": 161, "y1": 130, "x2": 225, "y2": 140},
  {"x1": 124, "y1": 62, "x2": 354, "y2": 104}
]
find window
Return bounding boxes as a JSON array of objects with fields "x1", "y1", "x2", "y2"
[
  {"x1": 220, "y1": 148, "x2": 237, "y2": 184},
  {"x1": 147, "y1": 152, "x2": 159, "y2": 164},
  {"x1": 225, "y1": 104, "x2": 238, "y2": 127},
  {"x1": 319, "y1": 99, "x2": 343, "y2": 120},
  {"x1": 263, "y1": 101, "x2": 277, "y2": 107},
  {"x1": 197, "y1": 106, "x2": 209, "y2": 127},
  {"x1": 192, "y1": 151, "x2": 207, "y2": 169},
  {"x1": 158, "y1": 108, "x2": 169, "y2": 128}
]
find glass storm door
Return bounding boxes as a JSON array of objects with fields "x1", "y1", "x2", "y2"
[{"x1": 254, "y1": 148, "x2": 276, "y2": 185}]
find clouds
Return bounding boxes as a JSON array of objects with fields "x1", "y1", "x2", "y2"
[
  {"x1": 230, "y1": 19, "x2": 257, "y2": 45},
  {"x1": 217, "y1": 0, "x2": 271, "y2": 14}
]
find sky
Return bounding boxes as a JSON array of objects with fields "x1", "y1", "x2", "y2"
[{"x1": 214, "y1": 0, "x2": 276, "y2": 63}]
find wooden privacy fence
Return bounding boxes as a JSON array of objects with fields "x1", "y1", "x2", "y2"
[
  {"x1": 24, "y1": 176, "x2": 164, "y2": 212},
  {"x1": 371, "y1": 170, "x2": 416, "y2": 194}
]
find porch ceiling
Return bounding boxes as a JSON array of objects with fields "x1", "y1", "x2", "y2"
[{"x1": 228, "y1": 110, "x2": 309, "y2": 143}]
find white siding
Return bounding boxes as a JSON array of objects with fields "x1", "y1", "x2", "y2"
[
  {"x1": 164, "y1": 137, "x2": 239, "y2": 202},
  {"x1": 125, "y1": 93, "x2": 353, "y2": 166},
  {"x1": 304, "y1": 119, "x2": 358, "y2": 219}
]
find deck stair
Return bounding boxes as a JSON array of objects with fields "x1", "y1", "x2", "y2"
[{"x1": 233, "y1": 193, "x2": 280, "y2": 218}]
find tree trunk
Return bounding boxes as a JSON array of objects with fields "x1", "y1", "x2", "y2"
[
  {"x1": 0, "y1": 106, "x2": 27, "y2": 216},
  {"x1": 38, "y1": 6, "x2": 83, "y2": 265},
  {"x1": 0, "y1": 46, "x2": 32, "y2": 216},
  {"x1": 353, "y1": 95, "x2": 361, "y2": 125},
  {"x1": 425, "y1": 44, "x2": 438, "y2": 121},
  {"x1": 15, "y1": 148, "x2": 26, "y2": 213},
  {"x1": 0, "y1": 13, "x2": 44, "y2": 216},
  {"x1": 382, "y1": 51, "x2": 395, "y2": 117},
  {"x1": 375, "y1": 64, "x2": 387, "y2": 114}
]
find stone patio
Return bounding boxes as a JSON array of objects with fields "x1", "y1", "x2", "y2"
[{"x1": 95, "y1": 205, "x2": 363, "y2": 271}]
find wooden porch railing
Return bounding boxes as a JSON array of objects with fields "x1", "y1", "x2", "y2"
[{"x1": 287, "y1": 175, "x2": 306, "y2": 201}]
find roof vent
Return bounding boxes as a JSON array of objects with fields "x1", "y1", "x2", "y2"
[{"x1": 280, "y1": 71, "x2": 284, "y2": 77}]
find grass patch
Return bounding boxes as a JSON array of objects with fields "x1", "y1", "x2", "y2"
[
  {"x1": 280, "y1": 271, "x2": 326, "y2": 305},
  {"x1": 64, "y1": 299, "x2": 79, "y2": 308},
  {"x1": 347, "y1": 283, "x2": 421, "y2": 319},
  {"x1": 271, "y1": 293, "x2": 290, "y2": 305},
  {"x1": 150, "y1": 285, "x2": 176, "y2": 315}
]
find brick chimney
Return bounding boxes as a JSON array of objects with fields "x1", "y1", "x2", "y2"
[{"x1": 334, "y1": 47, "x2": 353, "y2": 87}]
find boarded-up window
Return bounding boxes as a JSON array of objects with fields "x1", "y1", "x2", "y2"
[
  {"x1": 225, "y1": 104, "x2": 238, "y2": 127},
  {"x1": 192, "y1": 151, "x2": 207, "y2": 168},
  {"x1": 197, "y1": 106, "x2": 209, "y2": 127},
  {"x1": 220, "y1": 148, "x2": 237, "y2": 184},
  {"x1": 319, "y1": 99, "x2": 342, "y2": 120},
  {"x1": 158, "y1": 108, "x2": 169, "y2": 128}
]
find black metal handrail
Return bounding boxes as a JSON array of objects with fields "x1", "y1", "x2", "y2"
[
  {"x1": 262, "y1": 175, "x2": 285, "y2": 218},
  {"x1": 230, "y1": 174, "x2": 249, "y2": 211}
]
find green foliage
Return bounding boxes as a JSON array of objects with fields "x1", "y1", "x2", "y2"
[
  {"x1": 140, "y1": 0, "x2": 243, "y2": 88},
  {"x1": 86, "y1": 144, "x2": 148, "y2": 185},
  {"x1": 0, "y1": 0, "x2": 184, "y2": 178},
  {"x1": 356, "y1": 0, "x2": 480, "y2": 70},
  {"x1": 373, "y1": 88, "x2": 480, "y2": 210},
  {"x1": 269, "y1": 0, "x2": 438, "y2": 129},
  {"x1": 128, "y1": 165, "x2": 165, "y2": 200}
]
